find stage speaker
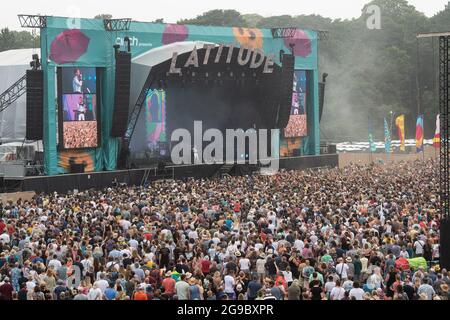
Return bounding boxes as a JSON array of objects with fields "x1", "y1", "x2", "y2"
[
  {"x1": 111, "y1": 51, "x2": 132, "y2": 137},
  {"x1": 26, "y1": 70, "x2": 44, "y2": 140},
  {"x1": 276, "y1": 53, "x2": 295, "y2": 129},
  {"x1": 440, "y1": 217, "x2": 450, "y2": 270},
  {"x1": 70, "y1": 163, "x2": 85, "y2": 174},
  {"x1": 292, "y1": 149, "x2": 301, "y2": 157},
  {"x1": 328, "y1": 144, "x2": 337, "y2": 154},
  {"x1": 319, "y1": 82, "x2": 325, "y2": 123}
]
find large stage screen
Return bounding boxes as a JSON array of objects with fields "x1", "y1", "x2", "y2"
[
  {"x1": 58, "y1": 67, "x2": 100, "y2": 150},
  {"x1": 284, "y1": 70, "x2": 308, "y2": 138}
]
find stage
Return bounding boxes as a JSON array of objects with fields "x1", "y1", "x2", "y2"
[
  {"x1": 0, "y1": 17, "x2": 329, "y2": 195},
  {"x1": 9, "y1": 154, "x2": 338, "y2": 194}
]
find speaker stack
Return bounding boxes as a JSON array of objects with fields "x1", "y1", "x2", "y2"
[
  {"x1": 277, "y1": 53, "x2": 295, "y2": 129},
  {"x1": 111, "y1": 51, "x2": 132, "y2": 137},
  {"x1": 26, "y1": 70, "x2": 44, "y2": 140}
]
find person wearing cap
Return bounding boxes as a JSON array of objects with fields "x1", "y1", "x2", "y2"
[
  {"x1": 336, "y1": 257, "x2": 349, "y2": 281},
  {"x1": 439, "y1": 283, "x2": 449, "y2": 300},
  {"x1": 188, "y1": 277, "x2": 202, "y2": 300}
]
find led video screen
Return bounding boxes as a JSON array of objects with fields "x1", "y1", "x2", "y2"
[
  {"x1": 284, "y1": 70, "x2": 308, "y2": 138},
  {"x1": 58, "y1": 67, "x2": 100, "y2": 150}
]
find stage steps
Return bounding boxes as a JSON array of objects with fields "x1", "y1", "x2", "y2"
[
  {"x1": 0, "y1": 74, "x2": 27, "y2": 113},
  {"x1": 140, "y1": 168, "x2": 155, "y2": 186}
]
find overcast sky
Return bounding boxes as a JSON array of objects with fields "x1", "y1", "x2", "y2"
[{"x1": 3, "y1": 0, "x2": 449, "y2": 30}]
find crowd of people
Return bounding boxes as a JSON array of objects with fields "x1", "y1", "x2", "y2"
[
  {"x1": 0, "y1": 159, "x2": 448, "y2": 301},
  {"x1": 63, "y1": 121, "x2": 98, "y2": 149},
  {"x1": 285, "y1": 115, "x2": 307, "y2": 138}
]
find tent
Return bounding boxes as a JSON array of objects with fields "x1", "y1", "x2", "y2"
[{"x1": 0, "y1": 48, "x2": 38, "y2": 143}]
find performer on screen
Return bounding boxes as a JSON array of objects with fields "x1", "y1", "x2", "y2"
[
  {"x1": 193, "y1": 145, "x2": 199, "y2": 163},
  {"x1": 72, "y1": 69, "x2": 83, "y2": 93},
  {"x1": 77, "y1": 96, "x2": 86, "y2": 121}
]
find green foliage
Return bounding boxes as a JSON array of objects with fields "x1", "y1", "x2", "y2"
[
  {"x1": 176, "y1": 1, "x2": 443, "y2": 140},
  {"x1": 94, "y1": 14, "x2": 113, "y2": 20},
  {"x1": 2, "y1": 2, "x2": 447, "y2": 140},
  {"x1": 178, "y1": 9, "x2": 247, "y2": 27},
  {"x1": 0, "y1": 28, "x2": 38, "y2": 52}
]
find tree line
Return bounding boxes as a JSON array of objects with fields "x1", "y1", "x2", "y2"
[{"x1": 1, "y1": 0, "x2": 449, "y2": 139}]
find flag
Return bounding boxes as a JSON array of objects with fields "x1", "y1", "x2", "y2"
[
  {"x1": 384, "y1": 118, "x2": 391, "y2": 154},
  {"x1": 416, "y1": 115, "x2": 424, "y2": 153},
  {"x1": 395, "y1": 115, "x2": 405, "y2": 151},
  {"x1": 434, "y1": 114, "x2": 440, "y2": 149},
  {"x1": 368, "y1": 117, "x2": 376, "y2": 152}
]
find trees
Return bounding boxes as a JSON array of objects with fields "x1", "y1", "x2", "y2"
[
  {"x1": 1, "y1": 2, "x2": 446, "y2": 140},
  {"x1": 0, "y1": 28, "x2": 38, "y2": 52},
  {"x1": 178, "y1": 9, "x2": 247, "y2": 27},
  {"x1": 94, "y1": 14, "x2": 113, "y2": 20}
]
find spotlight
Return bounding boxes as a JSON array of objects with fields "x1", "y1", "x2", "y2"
[
  {"x1": 29, "y1": 54, "x2": 41, "y2": 70},
  {"x1": 322, "y1": 73, "x2": 329, "y2": 83}
]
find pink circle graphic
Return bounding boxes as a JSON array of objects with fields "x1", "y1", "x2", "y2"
[
  {"x1": 49, "y1": 29, "x2": 90, "y2": 64},
  {"x1": 284, "y1": 29, "x2": 312, "y2": 57},
  {"x1": 162, "y1": 24, "x2": 189, "y2": 45}
]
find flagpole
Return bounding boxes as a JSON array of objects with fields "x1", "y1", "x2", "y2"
[
  {"x1": 368, "y1": 115, "x2": 373, "y2": 164},
  {"x1": 423, "y1": 115, "x2": 426, "y2": 161},
  {"x1": 390, "y1": 111, "x2": 395, "y2": 163}
]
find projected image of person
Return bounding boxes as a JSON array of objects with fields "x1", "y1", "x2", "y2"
[
  {"x1": 291, "y1": 74, "x2": 300, "y2": 115},
  {"x1": 76, "y1": 95, "x2": 86, "y2": 121},
  {"x1": 72, "y1": 68, "x2": 83, "y2": 93},
  {"x1": 62, "y1": 67, "x2": 96, "y2": 94},
  {"x1": 292, "y1": 92, "x2": 300, "y2": 115},
  {"x1": 285, "y1": 71, "x2": 308, "y2": 137},
  {"x1": 62, "y1": 94, "x2": 97, "y2": 122}
]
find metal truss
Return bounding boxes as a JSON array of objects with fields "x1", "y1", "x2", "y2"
[
  {"x1": 0, "y1": 74, "x2": 27, "y2": 113},
  {"x1": 103, "y1": 18, "x2": 132, "y2": 31},
  {"x1": 271, "y1": 27, "x2": 298, "y2": 38},
  {"x1": 271, "y1": 27, "x2": 329, "y2": 41},
  {"x1": 440, "y1": 36, "x2": 450, "y2": 217},
  {"x1": 317, "y1": 30, "x2": 329, "y2": 41},
  {"x1": 18, "y1": 15, "x2": 47, "y2": 28}
]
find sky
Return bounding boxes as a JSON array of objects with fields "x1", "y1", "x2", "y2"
[{"x1": 2, "y1": 0, "x2": 449, "y2": 30}]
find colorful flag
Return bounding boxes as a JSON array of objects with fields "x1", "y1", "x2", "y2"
[
  {"x1": 434, "y1": 114, "x2": 440, "y2": 149},
  {"x1": 395, "y1": 115, "x2": 405, "y2": 151},
  {"x1": 416, "y1": 115, "x2": 424, "y2": 153},
  {"x1": 368, "y1": 117, "x2": 376, "y2": 152},
  {"x1": 384, "y1": 118, "x2": 391, "y2": 154}
]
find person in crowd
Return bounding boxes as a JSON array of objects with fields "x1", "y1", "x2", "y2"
[{"x1": 0, "y1": 160, "x2": 444, "y2": 300}]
